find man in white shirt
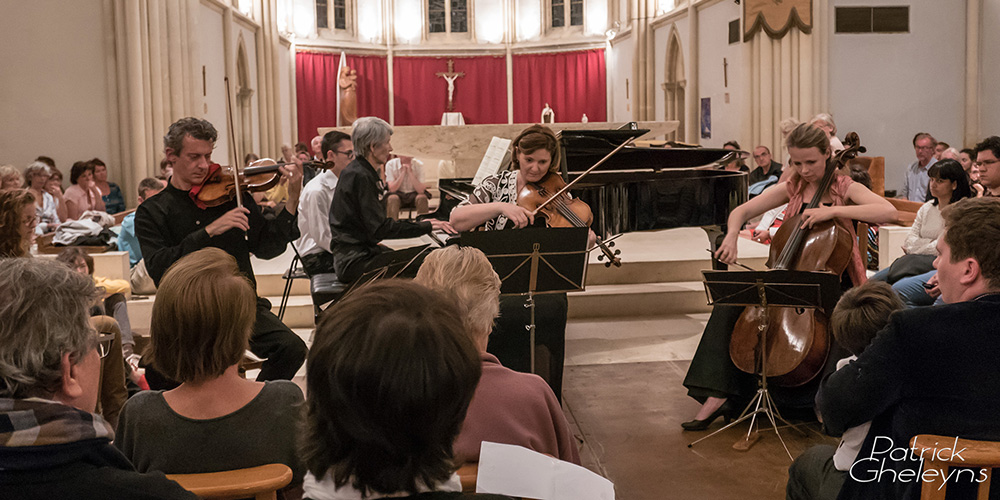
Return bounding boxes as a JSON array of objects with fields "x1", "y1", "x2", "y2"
[
  {"x1": 295, "y1": 131, "x2": 353, "y2": 275},
  {"x1": 384, "y1": 155, "x2": 430, "y2": 220}
]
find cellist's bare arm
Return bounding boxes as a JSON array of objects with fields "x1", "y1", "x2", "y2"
[
  {"x1": 715, "y1": 183, "x2": 791, "y2": 264},
  {"x1": 800, "y1": 183, "x2": 898, "y2": 228}
]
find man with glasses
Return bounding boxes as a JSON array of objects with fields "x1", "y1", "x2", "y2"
[
  {"x1": 0, "y1": 259, "x2": 196, "y2": 499},
  {"x1": 974, "y1": 136, "x2": 1000, "y2": 197},
  {"x1": 295, "y1": 130, "x2": 354, "y2": 275},
  {"x1": 901, "y1": 132, "x2": 937, "y2": 202}
]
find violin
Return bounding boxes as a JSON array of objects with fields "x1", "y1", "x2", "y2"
[
  {"x1": 196, "y1": 158, "x2": 284, "y2": 208},
  {"x1": 728, "y1": 133, "x2": 866, "y2": 387},
  {"x1": 518, "y1": 172, "x2": 621, "y2": 267}
]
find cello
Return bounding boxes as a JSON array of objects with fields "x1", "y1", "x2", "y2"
[{"x1": 729, "y1": 133, "x2": 866, "y2": 387}]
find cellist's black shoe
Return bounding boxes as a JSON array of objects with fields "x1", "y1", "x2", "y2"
[{"x1": 681, "y1": 401, "x2": 735, "y2": 431}]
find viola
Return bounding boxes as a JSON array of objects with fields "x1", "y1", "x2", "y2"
[
  {"x1": 729, "y1": 133, "x2": 866, "y2": 387},
  {"x1": 518, "y1": 172, "x2": 621, "y2": 267}
]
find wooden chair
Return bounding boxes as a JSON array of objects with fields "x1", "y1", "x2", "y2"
[
  {"x1": 886, "y1": 197, "x2": 923, "y2": 226},
  {"x1": 167, "y1": 463, "x2": 293, "y2": 500},
  {"x1": 457, "y1": 463, "x2": 479, "y2": 493},
  {"x1": 910, "y1": 434, "x2": 1000, "y2": 500}
]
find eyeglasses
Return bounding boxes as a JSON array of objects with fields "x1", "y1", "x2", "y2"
[
  {"x1": 335, "y1": 149, "x2": 355, "y2": 159},
  {"x1": 22, "y1": 214, "x2": 38, "y2": 227},
  {"x1": 96, "y1": 333, "x2": 115, "y2": 359},
  {"x1": 915, "y1": 145, "x2": 936, "y2": 151},
  {"x1": 974, "y1": 159, "x2": 1000, "y2": 168}
]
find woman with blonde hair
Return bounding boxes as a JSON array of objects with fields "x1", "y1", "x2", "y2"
[
  {"x1": 24, "y1": 161, "x2": 67, "y2": 234},
  {"x1": 415, "y1": 246, "x2": 580, "y2": 464},
  {"x1": 681, "y1": 123, "x2": 898, "y2": 430},
  {"x1": 115, "y1": 247, "x2": 304, "y2": 491}
]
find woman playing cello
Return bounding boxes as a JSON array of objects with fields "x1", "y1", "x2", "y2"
[{"x1": 681, "y1": 123, "x2": 897, "y2": 430}]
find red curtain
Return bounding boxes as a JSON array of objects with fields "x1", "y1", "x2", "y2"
[
  {"x1": 295, "y1": 51, "x2": 389, "y2": 145},
  {"x1": 512, "y1": 49, "x2": 606, "y2": 124},
  {"x1": 392, "y1": 56, "x2": 507, "y2": 126}
]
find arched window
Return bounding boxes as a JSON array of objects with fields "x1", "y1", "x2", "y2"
[
  {"x1": 316, "y1": 0, "x2": 349, "y2": 31},
  {"x1": 663, "y1": 29, "x2": 685, "y2": 141},
  {"x1": 551, "y1": 0, "x2": 584, "y2": 28},
  {"x1": 429, "y1": 0, "x2": 468, "y2": 33}
]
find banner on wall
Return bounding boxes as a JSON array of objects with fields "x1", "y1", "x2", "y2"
[{"x1": 743, "y1": 0, "x2": 812, "y2": 41}]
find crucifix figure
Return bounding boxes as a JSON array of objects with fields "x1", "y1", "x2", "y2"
[{"x1": 435, "y1": 59, "x2": 465, "y2": 112}]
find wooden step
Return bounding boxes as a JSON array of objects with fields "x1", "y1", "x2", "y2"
[{"x1": 568, "y1": 281, "x2": 711, "y2": 319}]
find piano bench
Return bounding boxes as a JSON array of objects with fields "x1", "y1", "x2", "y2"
[{"x1": 310, "y1": 273, "x2": 348, "y2": 323}]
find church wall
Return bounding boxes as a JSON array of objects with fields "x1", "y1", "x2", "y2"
[
  {"x1": 277, "y1": 40, "x2": 296, "y2": 148},
  {"x1": 981, "y1": 0, "x2": 1000, "y2": 139},
  {"x1": 608, "y1": 33, "x2": 635, "y2": 122},
  {"x1": 196, "y1": 2, "x2": 232, "y2": 165},
  {"x1": 828, "y1": 0, "x2": 965, "y2": 194},
  {"x1": 0, "y1": 0, "x2": 116, "y2": 180},
  {"x1": 695, "y1": 0, "x2": 742, "y2": 148}
]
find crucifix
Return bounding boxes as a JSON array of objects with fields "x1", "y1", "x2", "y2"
[{"x1": 436, "y1": 59, "x2": 465, "y2": 112}]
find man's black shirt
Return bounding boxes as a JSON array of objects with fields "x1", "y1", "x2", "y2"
[
  {"x1": 135, "y1": 181, "x2": 298, "y2": 288},
  {"x1": 329, "y1": 156, "x2": 431, "y2": 257},
  {"x1": 748, "y1": 160, "x2": 783, "y2": 186}
]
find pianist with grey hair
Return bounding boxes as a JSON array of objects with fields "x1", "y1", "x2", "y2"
[{"x1": 328, "y1": 116, "x2": 455, "y2": 283}]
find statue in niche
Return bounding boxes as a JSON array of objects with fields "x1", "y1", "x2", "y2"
[
  {"x1": 541, "y1": 103, "x2": 555, "y2": 124},
  {"x1": 338, "y1": 65, "x2": 358, "y2": 126}
]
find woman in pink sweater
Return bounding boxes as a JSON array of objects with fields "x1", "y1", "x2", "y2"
[{"x1": 416, "y1": 245, "x2": 580, "y2": 465}]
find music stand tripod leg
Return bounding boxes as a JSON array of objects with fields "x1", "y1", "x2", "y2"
[{"x1": 525, "y1": 292, "x2": 536, "y2": 375}]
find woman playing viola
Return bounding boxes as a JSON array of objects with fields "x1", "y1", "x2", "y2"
[
  {"x1": 450, "y1": 124, "x2": 585, "y2": 401},
  {"x1": 681, "y1": 123, "x2": 898, "y2": 430}
]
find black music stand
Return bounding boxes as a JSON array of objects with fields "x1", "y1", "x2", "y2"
[
  {"x1": 687, "y1": 269, "x2": 841, "y2": 461},
  {"x1": 342, "y1": 244, "x2": 432, "y2": 297},
  {"x1": 461, "y1": 227, "x2": 589, "y2": 373}
]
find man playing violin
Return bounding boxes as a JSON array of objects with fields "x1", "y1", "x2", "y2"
[{"x1": 135, "y1": 117, "x2": 307, "y2": 382}]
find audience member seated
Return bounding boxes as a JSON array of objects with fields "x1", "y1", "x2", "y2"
[
  {"x1": 301, "y1": 280, "x2": 512, "y2": 500},
  {"x1": 47, "y1": 167, "x2": 66, "y2": 194},
  {"x1": 809, "y1": 113, "x2": 845, "y2": 153},
  {"x1": 846, "y1": 163, "x2": 880, "y2": 269},
  {"x1": 816, "y1": 197, "x2": 1000, "y2": 500},
  {"x1": 295, "y1": 130, "x2": 352, "y2": 275},
  {"x1": 91, "y1": 158, "x2": 126, "y2": 214},
  {"x1": 0, "y1": 188, "x2": 38, "y2": 258},
  {"x1": 415, "y1": 246, "x2": 581, "y2": 465},
  {"x1": 871, "y1": 159, "x2": 972, "y2": 306},
  {"x1": 975, "y1": 135, "x2": 1000, "y2": 197},
  {"x1": 748, "y1": 145, "x2": 784, "y2": 195},
  {"x1": 25, "y1": 161, "x2": 67, "y2": 234},
  {"x1": 0, "y1": 258, "x2": 196, "y2": 500},
  {"x1": 901, "y1": 132, "x2": 937, "y2": 202},
  {"x1": 786, "y1": 281, "x2": 904, "y2": 500},
  {"x1": 722, "y1": 140, "x2": 749, "y2": 172},
  {"x1": 118, "y1": 177, "x2": 166, "y2": 295},
  {"x1": 934, "y1": 141, "x2": 950, "y2": 160},
  {"x1": 0, "y1": 164, "x2": 23, "y2": 191},
  {"x1": 55, "y1": 248, "x2": 132, "y2": 426},
  {"x1": 115, "y1": 248, "x2": 305, "y2": 492},
  {"x1": 386, "y1": 155, "x2": 431, "y2": 220},
  {"x1": 64, "y1": 161, "x2": 107, "y2": 220},
  {"x1": 158, "y1": 157, "x2": 173, "y2": 180}
]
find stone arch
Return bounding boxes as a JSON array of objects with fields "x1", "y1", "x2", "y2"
[{"x1": 662, "y1": 26, "x2": 685, "y2": 142}]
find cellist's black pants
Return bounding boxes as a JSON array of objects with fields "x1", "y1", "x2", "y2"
[{"x1": 682, "y1": 305, "x2": 847, "y2": 410}]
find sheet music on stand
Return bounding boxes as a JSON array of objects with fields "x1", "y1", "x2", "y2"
[{"x1": 472, "y1": 137, "x2": 512, "y2": 186}]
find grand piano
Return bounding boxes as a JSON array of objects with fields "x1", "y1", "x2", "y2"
[{"x1": 433, "y1": 127, "x2": 749, "y2": 260}]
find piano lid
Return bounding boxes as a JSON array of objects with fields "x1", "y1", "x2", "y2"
[{"x1": 557, "y1": 129, "x2": 740, "y2": 173}]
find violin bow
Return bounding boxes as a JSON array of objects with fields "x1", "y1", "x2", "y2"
[
  {"x1": 528, "y1": 134, "x2": 636, "y2": 217},
  {"x1": 224, "y1": 76, "x2": 243, "y2": 209}
]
